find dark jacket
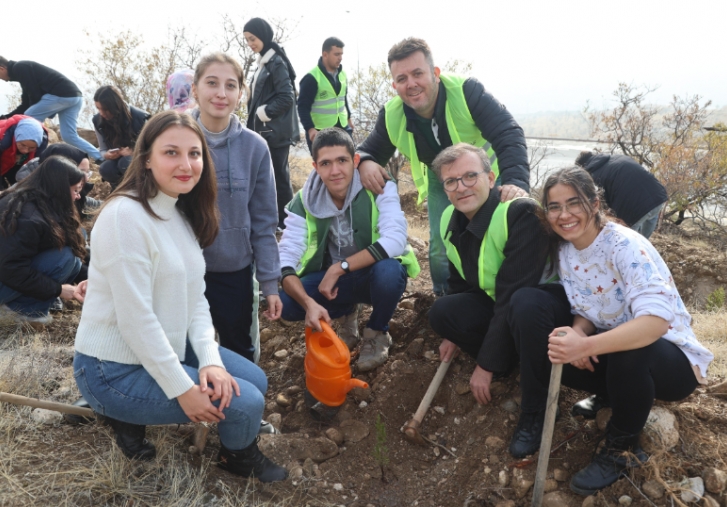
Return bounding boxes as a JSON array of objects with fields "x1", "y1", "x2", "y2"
[
  {"x1": 92, "y1": 106, "x2": 150, "y2": 153},
  {"x1": 445, "y1": 190, "x2": 549, "y2": 373},
  {"x1": 0, "y1": 61, "x2": 82, "y2": 119},
  {"x1": 582, "y1": 154, "x2": 668, "y2": 226},
  {"x1": 0, "y1": 198, "x2": 65, "y2": 300},
  {"x1": 298, "y1": 58, "x2": 351, "y2": 132},
  {"x1": 246, "y1": 51, "x2": 300, "y2": 148},
  {"x1": 357, "y1": 77, "x2": 530, "y2": 191}
]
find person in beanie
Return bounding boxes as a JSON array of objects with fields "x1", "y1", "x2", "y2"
[
  {"x1": 0, "y1": 115, "x2": 48, "y2": 188},
  {"x1": 243, "y1": 17, "x2": 300, "y2": 230}
]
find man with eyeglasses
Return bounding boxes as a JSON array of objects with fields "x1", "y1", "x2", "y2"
[
  {"x1": 428, "y1": 143, "x2": 563, "y2": 457},
  {"x1": 355, "y1": 38, "x2": 530, "y2": 296}
]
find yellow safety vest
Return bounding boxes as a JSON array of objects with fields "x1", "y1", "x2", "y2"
[{"x1": 309, "y1": 66, "x2": 348, "y2": 129}]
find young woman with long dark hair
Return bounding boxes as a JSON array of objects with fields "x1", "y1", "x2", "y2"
[
  {"x1": 0, "y1": 156, "x2": 84, "y2": 322},
  {"x1": 73, "y1": 110, "x2": 287, "y2": 482},
  {"x1": 92, "y1": 85, "x2": 150, "y2": 189}
]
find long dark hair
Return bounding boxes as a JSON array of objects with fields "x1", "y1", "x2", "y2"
[
  {"x1": 538, "y1": 166, "x2": 609, "y2": 275},
  {"x1": 0, "y1": 156, "x2": 86, "y2": 258},
  {"x1": 94, "y1": 86, "x2": 136, "y2": 149},
  {"x1": 106, "y1": 110, "x2": 219, "y2": 248}
]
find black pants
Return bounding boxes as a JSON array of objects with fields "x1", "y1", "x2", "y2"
[
  {"x1": 514, "y1": 285, "x2": 699, "y2": 434},
  {"x1": 204, "y1": 266, "x2": 254, "y2": 361},
  {"x1": 268, "y1": 145, "x2": 294, "y2": 229}
]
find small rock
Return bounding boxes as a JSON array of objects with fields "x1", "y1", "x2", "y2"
[
  {"x1": 333, "y1": 483, "x2": 344, "y2": 491},
  {"x1": 260, "y1": 328, "x2": 273, "y2": 343},
  {"x1": 325, "y1": 427, "x2": 344, "y2": 446},
  {"x1": 274, "y1": 349, "x2": 289, "y2": 361},
  {"x1": 618, "y1": 495, "x2": 632, "y2": 506},
  {"x1": 641, "y1": 406, "x2": 679, "y2": 452},
  {"x1": 337, "y1": 410, "x2": 352, "y2": 422},
  {"x1": 542, "y1": 491, "x2": 571, "y2": 506},
  {"x1": 266, "y1": 401, "x2": 278, "y2": 412},
  {"x1": 500, "y1": 398, "x2": 518, "y2": 413},
  {"x1": 359, "y1": 401, "x2": 368, "y2": 409},
  {"x1": 495, "y1": 501, "x2": 516, "y2": 507},
  {"x1": 680, "y1": 477, "x2": 704, "y2": 503},
  {"x1": 484, "y1": 466, "x2": 492, "y2": 474},
  {"x1": 544, "y1": 479, "x2": 558, "y2": 493},
  {"x1": 267, "y1": 413, "x2": 282, "y2": 429},
  {"x1": 406, "y1": 338, "x2": 424, "y2": 357},
  {"x1": 286, "y1": 385, "x2": 303, "y2": 396},
  {"x1": 303, "y1": 457, "x2": 316, "y2": 475},
  {"x1": 423, "y1": 350, "x2": 436, "y2": 360},
  {"x1": 642, "y1": 479, "x2": 665, "y2": 499},
  {"x1": 454, "y1": 417, "x2": 461, "y2": 425},
  {"x1": 340, "y1": 419, "x2": 370, "y2": 442},
  {"x1": 455, "y1": 383, "x2": 471, "y2": 395},
  {"x1": 276, "y1": 393, "x2": 292, "y2": 407},
  {"x1": 490, "y1": 382, "x2": 508, "y2": 396},
  {"x1": 352, "y1": 386, "x2": 372, "y2": 403},
  {"x1": 554, "y1": 468, "x2": 568, "y2": 482},
  {"x1": 31, "y1": 408, "x2": 62, "y2": 425},
  {"x1": 514, "y1": 476, "x2": 535, "y2": 499},
  {"x1": 433, "y1": 447, "x2": 440, "y2": 457},
  {"x1": 498, "y1": 470, "x2": 509, "y2": 487},
  {"x1": 596, "y1": 407, "x2": 612, "y2": 431},
  {"x1": 290, "y1": 466, "x2": 303, "y2": 479},
  {"x1": 703, "y1": 467, "x2": 727, "y2": 494},
  {"x1": 433, "y1": 406, "x2": 445, "y2": 415},
  {"x1": 286, "y1": 353, "x2": 305, "y2": 371},
  {"x1": 399, "y1": 300, "x2": 415, "y2": 310},
  {"x1": 389, "y1": 359, "x2": 405, "y2": 371},
  {"x1": 485, "y1": 436, "x2": 505, "y2": 449},
  {"x1": 581, "y1": 497, "x2": 597, "y2": 507}
]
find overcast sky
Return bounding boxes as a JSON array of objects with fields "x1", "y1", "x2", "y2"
[{"x1": 2, "y1": 0, "x2": 725, "y2": 116}]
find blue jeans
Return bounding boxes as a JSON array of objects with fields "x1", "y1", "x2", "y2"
[
  {"x1": 0, "y1": 246, "x2": 81, "y2": 316},
  {"x1": 279, "y1": 258, "x2": 407, "y2": 331},
  {"x1": 73, "y1": 341, "x2": 267, "y2": 451},
  {"x1": 426, "y1": 169, "x2": 451, "y2": 296},
  {"x1": 631, "y1": 203, "x2": 663, "y2": 239},
  {"x1": 25, "y1": 94, "x2": 102, "y2": 160}
]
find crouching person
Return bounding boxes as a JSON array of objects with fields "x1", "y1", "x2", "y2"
[{"x1": 279, "y1": 128, "x2": 419, "y2": 371}]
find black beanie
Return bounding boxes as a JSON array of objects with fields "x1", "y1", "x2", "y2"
[{"x1": 243, "y1": 18, "x2": 274, "y2": 52}]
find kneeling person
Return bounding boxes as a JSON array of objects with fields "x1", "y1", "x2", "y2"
[{"x1": 279, "y1": 128, "x2": 419, "y2": 372}]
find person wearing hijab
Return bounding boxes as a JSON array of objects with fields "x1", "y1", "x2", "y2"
[
  {"x1": 0, "y1": 115, "x2": 48, "y2": 188},
  {"x1": 167, "y1": 69, "x2": 197, "y2": 113},
  {"x1": 243, "y1": 17, "x2": 300, "y2": 230}
]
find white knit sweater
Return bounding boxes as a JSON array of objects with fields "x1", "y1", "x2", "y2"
[{"x1": 75, "y1": 192, "x2": 224, "y2": 399}]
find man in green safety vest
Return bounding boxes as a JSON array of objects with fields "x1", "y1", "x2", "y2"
[
  {"x1": 278, "y1": 128, "x2": 420, "y2": 372},
  {"x1": 428, "y1": 143, "x2": 565, "y2": 457},
  {"x1": 298, "y1": 37, "x2": 355, "y2": 154},
  {"x1": 357, "y1": 38, "x2": 530, "y2": 296}
]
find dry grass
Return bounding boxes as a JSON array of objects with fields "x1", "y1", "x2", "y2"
[{"x1": 692, "y1": 310, "x2": 727, "y2": 379}]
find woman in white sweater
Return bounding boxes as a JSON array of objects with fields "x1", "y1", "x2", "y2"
[{"x1": 73, "y1": 110, "x2": 287, "y2": 482}]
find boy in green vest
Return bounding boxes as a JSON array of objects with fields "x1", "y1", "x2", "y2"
[
  {"x1": 298, "y1": 37, "x2": 354, "y2": 154},
  {"x1": 278, "y1": 128, "x2": 419, "y2": 372},
  {"x1": 428, "y1": 144, "x2": 560, "y2": 457}
]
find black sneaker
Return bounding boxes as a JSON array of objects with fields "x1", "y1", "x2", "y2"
[
  {"x1": 217, "y1": 437, "x2": 288, "y2": 483},
  {"x1": 571, "y1": 394, "x2": 610, "y2": 419},
  {"x1": 509, "y1": 410, "x2": 546, "y2": 458},
  {"x1": 102, "y1": 416, "x2": 156, "y2": 461}
]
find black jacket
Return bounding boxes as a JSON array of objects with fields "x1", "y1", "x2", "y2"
[
  {"x1": 0, "y1": 198, "x2": 65, "y2": 300},
  {"x1": 445, "y1": 189, "x2": 549, "y2": 373},
  {"x1": 582, "y1": 154, "x2": 667, "y2": 226},
  {"x1": 92, "y1": 105, "x2": 150, "y2": 151},
  {"x1": 246, "y1": 52, "x2": 300, "y2": 148},
  {"x1": 298, "y1": 58, "x2": 351, "y2": 132},
  {"x1": 0, "y1": 61, "x2": 82, "y2": 119},
  {"x1": 357, "y1": 77, "x2": 530, "y2": 191}
]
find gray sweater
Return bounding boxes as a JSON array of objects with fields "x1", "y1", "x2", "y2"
[{"x1": 193, "y1": 110, "x2": 281, "y2": 296}]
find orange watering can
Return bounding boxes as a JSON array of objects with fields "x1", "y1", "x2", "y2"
[{"x1": 305, "y1": 320, "x2": 369, "y2": 407}]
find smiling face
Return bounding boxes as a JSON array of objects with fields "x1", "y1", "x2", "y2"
[
  {"x1": 192, "y1": 62, "x2": 243, "y2": 124},
  {"x1": 244, "y1": 32, "x2": 264, "y2": 54},
  {"x1": 16, "y1": 140, "x2": 38, "y2": 154},
  {"x1": 145, "y1": 125, "x2": 204, "y2": 198},
  {"x1": 546, "y1": 183, "x2": 601, "y2": 250},
  {"x1": 390, "y1": 51, "x2": 441, "y2": 119},
  {"x1": 440, "y1": 151, "x2": 495, "y2": 220},
  {"x1": 313, "y1": 145, "x2": 360, "y2": 205}
]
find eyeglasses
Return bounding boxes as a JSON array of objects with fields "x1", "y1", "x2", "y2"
[
  {"x1": 546, "y1": 200, "x2": 586, "y2": 217},
  {"x1": 442, "y1": 171, "x2": 485, "y2": 192}
]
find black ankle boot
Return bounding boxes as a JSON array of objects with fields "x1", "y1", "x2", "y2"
[
  {"x1": 509, "y1": 409, "x2": 546, "y2": 458},
  {"x1": 571, "y1": 394, "x2": 610, "y2": 419},
  {"x1": 570, "y1": 424, "x2": 648, "y2": 496},
  {"x1": 103, "y1": 416, "x2": 156, "y2": 461},
  {"x1": 217, "y1": 437, "x2": 288, "y2": 483}
]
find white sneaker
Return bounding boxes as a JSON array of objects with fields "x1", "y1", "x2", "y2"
[
  {"x1": 258, "y1": 420, "x2": 280, "y2": 435},
  {"x1": 333, "y1": 306, "x2": 360, "y2": 350},
  {"x1": 357, "y1": 328, "x2": 392, "y2": 372}
]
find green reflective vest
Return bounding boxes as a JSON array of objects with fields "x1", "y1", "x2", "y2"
[
  {"x1": 309, "y1": 66, "x2": 348, "y2": 129},
  {"x1": 440, "y1": 200, "x2": 514, "y2": 301},
  {"x1": 287, "y1": 189, "x2": 420, "y2": 279},
  {"x1": 384, "y1": 73, "x2": 499, "y2": 204}
]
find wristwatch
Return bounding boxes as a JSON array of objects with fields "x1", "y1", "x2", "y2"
[{"x1": 341, "y1": 260, "x2": 351, "y2": 273}]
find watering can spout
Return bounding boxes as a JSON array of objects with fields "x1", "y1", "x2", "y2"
[{"x1": 346, "y1": 379, "x2": 369, "y2": 392}]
